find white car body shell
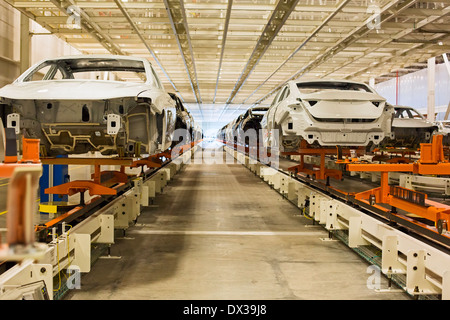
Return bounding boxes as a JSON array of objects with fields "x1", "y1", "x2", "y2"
[
  {"x1": 261, "y1": 80, "x2": 394, "y2": 151},
  {"x1": 0, "y1": 55, "x2": 176, "y2": 156},
  {"x1": 392, "y1": 106, "x2": 435, "y2": 129},
  {"x1": 381, "y1": 105, "x2": 438, "y2": 148}
]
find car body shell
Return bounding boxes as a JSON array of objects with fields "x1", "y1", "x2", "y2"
[
  {"x1": 235, "y1": 107, "x2": 268, "y2": 146},
  {"x1": 0, "y1": 55, "x2": 177, "y2": 157},
  {"x1": 382, "y1": 106, "x2": 438, "y2": 148},
  {"x1": 435, "y1": 120, "x2": 450, "y2": 146},
  {"x1": 260, "y1": 80, "x2": 394, "y2": 152},
  {"x1": 169, "y1": 92, "x2": 194, "y2": 146}
]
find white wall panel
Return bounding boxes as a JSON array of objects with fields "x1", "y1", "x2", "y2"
[
  {"x1": 0, "y1": 1, "x2": 19, "y2": 87},
  {"x1": 0, "y1": 5, "x2": 81, "y2": 88},
  {"x1": 375, "y1": 61, "x2": 450, "y2": 119},
  {"x1": 30, "y1": 21, "x2": 81, "y2": 65}
]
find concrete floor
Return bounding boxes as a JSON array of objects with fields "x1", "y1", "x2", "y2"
[{"x1": 64, "y1": 146, "x2": 410, "y2": 300}]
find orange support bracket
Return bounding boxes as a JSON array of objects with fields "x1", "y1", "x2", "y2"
[
  {"x1": 94, "y1": 170, "x2": 129, "y2": 184},
  {"x1": 346, "y1": 135, "x2": 450, "y2": 234},
  {"x1": 284, "y1": 141, "x2": 364, "y2": 182},
  {"x1": 420, "y1": 134, "x2": 445, "y2": 164},
  {"x1": 130, "y1": 148, "x2": 176, "y2": 170},
  {"x1": 19, "y1": 138, "x2": 41, "y2": 164},
  {"x1": 131, "y1": 156, "x2": 163, "y2": 169},
  {"x1": 45, "y1": 180, "x2": 117, "y2": 205},
  {"x1": 41, "y1": 157, "x2": 134, "y2": 190}
]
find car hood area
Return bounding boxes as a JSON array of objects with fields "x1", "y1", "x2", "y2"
[{"x1": 0, "y1": 80, "x2": 154, "y2": 100}]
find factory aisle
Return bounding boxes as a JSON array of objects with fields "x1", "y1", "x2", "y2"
[{"x1": 64, "y1": 145, "x2": 410, "y2": 300}]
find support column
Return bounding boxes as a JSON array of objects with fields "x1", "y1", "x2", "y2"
[
  {"x1": 19, "y1": 13, "x2": 30, "y2": 74},
  {"x1": 427, "y1": 57, "x2": 436, "y2": 122},
  {"x1": 443, "y1": 53, "x2": 450, "y2": 77}
]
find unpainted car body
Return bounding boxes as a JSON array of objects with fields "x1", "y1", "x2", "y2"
[
  {"x1": 230, "y1": 114, "x2": 245, "y2": 144},
  {"x1": 382, "y1": 106, "x2": 438, "y2": 148},
  {"x1": 169, "y1": 92, "x2": 194, "y2": 147},
  {"x1": 0, "y1": 55, "x2": 176, "y2": 157},
  {"x1": 434, "y1": 120, "x2": 450, "y2": 146},
  {"x1": 261, "y1": 80, "x2": 394, "y2": 152},
  {"x1": 235, "y1": 106, "x2": 268, "y2": 146},
  {"x1": 193, "y1": 124, "x2": 203, "y2": 141},
  {"x1": 223, "y1": 117, "x2": 240, "y2": 144},
  {"x1": 217, "y1": 124, "x2": 227, "y2": 141}
]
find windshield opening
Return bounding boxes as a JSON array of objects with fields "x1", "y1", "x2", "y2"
[
  {"x1": 296, "y1": 81, "x2": 372, "y2": 94},
  {"x1": 250, "y1": 107, "x2": 268, "y2": 115},
  {"x1": 394, "y1": 108, "x2": 424, "y2": 119},
  {"x1": 23, "y1": 58, "x2": 147, "y2": 83}
]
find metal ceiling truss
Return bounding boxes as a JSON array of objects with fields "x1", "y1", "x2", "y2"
[
  {"x1": 213, "y1": 0, "x2": 232, "y2": 104},
  {"x1": 226, "y1": 0, "x2": 299, "y2": 105},
  {"x1": 253, "y1": 0, "x2": 424, "y2": 105},
  {"x1": 113, "y1": 0, "x2": 181, "y2": 97},
  {"x1": 242, "y1": 0, "x2": 353, "y2": 105},
  {"x1": 163, "y1": 0, "x2": 202, "y2": 111},
  {"x1": 49, "y1": 0, "x2": 124, "y2": 55},
  {"x1": 218, "y1": 0, "x2": 299, "y2": 120}
]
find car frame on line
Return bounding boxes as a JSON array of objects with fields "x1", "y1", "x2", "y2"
[
  {"x1": 261, "y1": 79, "x2": 394, "y2": 152},
  {"x1": 0, "y1": 54, "x2": 176, "y2": 157},
  {"x1": 382, "y1": 105, "x2": 439, "y2": 148}
]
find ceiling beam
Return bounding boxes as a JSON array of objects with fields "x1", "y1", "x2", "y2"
[
  {"x1": 252, "y1": 0, "x2": 421, "y2": 105},
  {"x1": 47, "y1": 0, "x2": 124, "y2": 55},
  {"x1": 163, "y1": 0, "x2": 202, "y2": 113},
  {"x1": 328, "y1": 5, "x2": 450, "y2": 79},
  {"x1": 348, "y1": 35, "x2": 450, "y2": 81},
  {"x1": 225, "y1": 0, "x2": 299, "y2": 105},
  {"x1": 112, "y1": 0, "x2": 181, "y2": 98},
  {"x1": 242, "y1": 0, "x2": 352, "y2": 105},
  {"x1": 213, "y1": 0, "x2": 232, "y2": 104}
]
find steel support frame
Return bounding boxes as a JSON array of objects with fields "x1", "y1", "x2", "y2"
[
  {"x1": 19, "y1": 13, "x2": 30, "y2": 74},
  {"x1": 213, "y1": 0, "x2": 233, "y2": 104},
  {"x1": 48, "y1": 0, "x2": 125, "y2": 55},
  {"x1": 226, "y1": 0, "x2": 300, "y2": 105},
  {"x1": 244, "y1": 0, "x2": 352, "y2": 105}
]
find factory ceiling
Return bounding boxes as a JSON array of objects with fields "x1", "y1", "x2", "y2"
[{"x1": 5, "y1": 0, "x2": 450, "y2": 123}]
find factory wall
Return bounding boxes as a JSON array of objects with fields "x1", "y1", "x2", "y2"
[
  {"x1": 0, "y1": 3, "x2": 80, "y2": 88},
  {"x1": 375, "y1": 61, "x2": 450, "y2": 118},
  {"x1": 30, "y1": 21, "x2": 81, "y2": 65},
  {"x1": 0, "y1": 1, "x2": 20, "y2": 88}
]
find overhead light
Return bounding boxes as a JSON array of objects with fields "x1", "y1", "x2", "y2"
[{"x1": 438, "y1": 41, "x2": 443, "y2": 46}]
